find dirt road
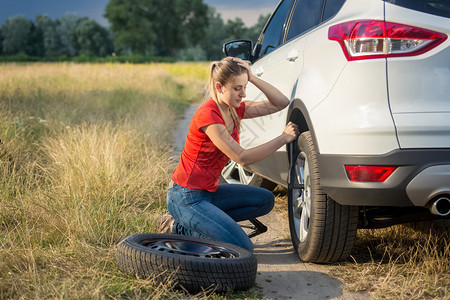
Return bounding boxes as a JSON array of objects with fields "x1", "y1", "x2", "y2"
[
  {"x1": 172, "y1": 104, "x2": 370, "y2": 300},
  {"x1": 243, "y1": 212, "x2": 367, "y2": 299}
]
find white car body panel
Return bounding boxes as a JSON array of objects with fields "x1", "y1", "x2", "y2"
[
  {"x1": 302, "y1": 0, "x2": 398, "y2": 155},
  {"x1": 331, "y1": 0, "x2": 384, "y2": 22},
  {"x1": 393, "y1": 113, "x2": 450, "y2": 148},
  {"x1": 385, "y1": 3, "x2": 450, "y2": 148},
  {"x1": 311, "y1": 61, "x2": 399, "y2": 155}
]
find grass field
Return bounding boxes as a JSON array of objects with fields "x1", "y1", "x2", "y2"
[
  {"x1": 1, "y1": 63, "x2": 448, "y2": 300},
  {"x1": 0, "y1": 62, "x2": 223, "y2": 299}
]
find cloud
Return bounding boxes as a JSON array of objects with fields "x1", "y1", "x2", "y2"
[
  {"x1": 204, "y1": 0, "x2": 279, "y2": 10},
  {"x1": 218, "y1": 8, "x2": 273, "y2": 26},
  {"x1": 204, "y1": 0, "x2": 278, "y2": 26}
]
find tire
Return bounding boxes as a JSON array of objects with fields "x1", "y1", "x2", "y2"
[
  {"x1": 115, "y1": 233, "x2": 257, "y2": 292},
  {"x1": 220, "y1": 160, "x2": 277, "y2": 190},
  {"x1": 288, "y1": 131, "x2": 359, "y2": 263}
]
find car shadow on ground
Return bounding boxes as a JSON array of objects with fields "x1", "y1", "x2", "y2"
[{"x1": 252, "y1": 239, "x2": 300, "y2": 265}]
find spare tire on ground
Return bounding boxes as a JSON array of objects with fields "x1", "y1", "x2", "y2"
[{"x1": 115, "y1": 233, "x2": 257, "y2": 293}]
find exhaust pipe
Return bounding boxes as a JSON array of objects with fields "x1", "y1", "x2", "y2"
[{"x1": 430, "y1": 196, "x2": 450, "y2": 216}]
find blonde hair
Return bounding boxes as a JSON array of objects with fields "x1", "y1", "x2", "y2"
[{"x1": 208, "y1": 57, "x2": 247, "y2": 130}]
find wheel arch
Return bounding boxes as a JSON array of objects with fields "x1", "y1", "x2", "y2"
[{"x1": 287, "y1": 98, "x2": 320, "y2": 154}]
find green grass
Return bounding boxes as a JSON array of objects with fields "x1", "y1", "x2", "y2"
[{"x1": 0, "y1": 62, "x2": 232, "y2": 299}]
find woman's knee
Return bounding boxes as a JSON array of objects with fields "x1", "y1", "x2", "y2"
[
  {"x1": 259, "y1": 188, "x2": 275, "y2": 213},
  {"x1": 226, "y1": 232, "x2": 253, "y2": 252}
]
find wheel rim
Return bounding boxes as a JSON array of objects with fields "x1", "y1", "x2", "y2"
[
  {"x1": 291, "y1": 152, "x2": 311, "y2": 243},
  {"x1": 221, "y1": 160, "x2": 254, "y2": 185},
  {"x1": 142, "y1": 238, "x2": 239, "y2": 259}
]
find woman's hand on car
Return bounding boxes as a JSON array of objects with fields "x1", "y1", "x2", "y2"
[{"x1": 283, "y1": 122, "x2": 299, "y2": 143}]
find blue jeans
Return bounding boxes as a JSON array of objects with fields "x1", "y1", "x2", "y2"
[{"x1": 166, "y1": 182, "x2": 274, "y2": 252}]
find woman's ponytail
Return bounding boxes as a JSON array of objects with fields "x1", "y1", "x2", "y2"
[
  {"x1": 208, "y1": 61, "x2": 219, "y2": 102},
  {"x1": 207, "y1": 58, "x2": 245, "y2": 130}
]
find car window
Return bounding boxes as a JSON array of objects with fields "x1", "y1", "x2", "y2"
[
  {"x1": 323, "y1": 0, "x2": 346, "y2": 21},
  {"x1": 385, "y1": 0, "x2": 450, "y2": 18},
  {"x1": 259, "y1": 0, "x2": 294, "y2": 57},
  {"x1": 285, "y1": 0, "x2": 325, "y2": 42}
]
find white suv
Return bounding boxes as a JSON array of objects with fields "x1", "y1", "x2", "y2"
[{"x1": 222, "y1": 0, "x2": 450, "y2": 263}]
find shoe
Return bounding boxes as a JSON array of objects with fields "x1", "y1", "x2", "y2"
[{"x1": 157, "y1": 214, "x2": 174, "y2": 234}]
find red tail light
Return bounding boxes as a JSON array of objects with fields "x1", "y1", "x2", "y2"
[
  {"x1": 328, "y1": 20, "x2": 447, "y2": 61},
  {"x1": 345, "y1": 165, "x2": 397, "y2": 182}
]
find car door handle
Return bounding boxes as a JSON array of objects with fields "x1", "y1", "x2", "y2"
[
  {"x1": 254, "y1": 67, "x2": 264, "y2": 77},
  {"x1": 286, "y1": 49, "x2": 299, "y2": 62}
]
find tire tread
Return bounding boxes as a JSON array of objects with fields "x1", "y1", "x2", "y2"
[
  {"x1": 289, "y1": 131, "x2": 359, "y2": 263},
  {"x1": 115, "y1": 234, "x2": 257, "y2": 292}
]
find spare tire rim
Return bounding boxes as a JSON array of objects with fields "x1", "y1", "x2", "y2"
[
  {"x1": 142, "y1": 239, "x2": 239, "y2": 259},
  {"x1": 221, "y1": 160, "x2": 254, "y2": 185},
  {"x1": 292, "y1": 152, "x2": 311, "y2": 242}
]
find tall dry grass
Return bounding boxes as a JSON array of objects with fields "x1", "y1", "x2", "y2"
[
  {"x1": 0, "y1": 62, "x2": 217, "y2": 299},
  {"x1": 329, "y1": 221, "x2": 450, "y2": 299}
]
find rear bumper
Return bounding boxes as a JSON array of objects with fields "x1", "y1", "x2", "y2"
[{"x1": 318, "y1": 149, "x2": 450, "y2": 207}]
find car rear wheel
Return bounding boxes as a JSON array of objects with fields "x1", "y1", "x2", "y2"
[{"x1": 288, "y1": 131, "x2": 359, "y2": 263}]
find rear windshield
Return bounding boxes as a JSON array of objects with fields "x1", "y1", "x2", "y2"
[{"x1": 385, "y1": 0, "x2": 450, "y2": 18}]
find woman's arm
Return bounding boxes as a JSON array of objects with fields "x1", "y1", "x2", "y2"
[
  {"x1": 233, "y1": 58, "x2": 290, "y2": 119},
  {"x1": 203, "y1": 121, "x2": 298, "y2": 167}
]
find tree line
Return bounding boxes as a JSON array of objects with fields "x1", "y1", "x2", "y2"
[{"x1": 0, "y1": 0, "x2": 269, "y2": 62}]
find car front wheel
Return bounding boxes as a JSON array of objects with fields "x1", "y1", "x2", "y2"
[
  {"x1": 220, "y1": 160, "x2": 277, "y2": 190},
  {"x1": 288, "y1": 131, "x2": 359, "y2": 263}
]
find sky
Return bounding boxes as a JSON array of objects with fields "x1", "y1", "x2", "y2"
[{"x1": 0, "y1": 0, "x2": 279, "y2": 27}]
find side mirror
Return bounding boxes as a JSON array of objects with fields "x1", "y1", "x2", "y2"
[{"x1": 223, "y1": 40, "x2": 253, "y2": 62}]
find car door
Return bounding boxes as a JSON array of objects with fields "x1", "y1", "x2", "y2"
[
  {"x1": 242, "y1": 0, "x2": 325, "y2": 185},
  {"x1": 241, "y1": 0, "x2": 294, "y2": 148}
]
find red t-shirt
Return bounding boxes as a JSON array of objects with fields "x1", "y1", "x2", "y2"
[{"x1": 171, "y1": 98, "x2": 246, "y2": 192}]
